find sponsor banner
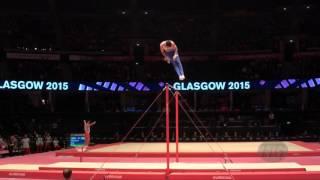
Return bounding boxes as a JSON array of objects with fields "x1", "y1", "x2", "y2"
[
  {"x1": 0, "y1": 78, "x2": 319, "y2": 92},
  {"x1": 6, "y1": 53, "x2": 60, "y2": 60}
]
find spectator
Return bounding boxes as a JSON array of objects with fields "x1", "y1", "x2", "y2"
[
  {"x1": 191, "y1": 131, "x2": 198, "y2": 141},
  {"x1": 44, "y1": 133, "x2": 52, "y2": 151},
  {"x1": 36, "y1": 134, "x2": 44, "y2": 153},
  {"x1": 0, "y1": 136, "x2": 7, "y2": 150},
  {"x1": 53, "y1": 137, "x2": 60, "y2": 150},
  {"x1": 21, "y1": 134, "x2": 31, "y2": 155},
  {"x1": 8, "y1": 135, "x2": 18, "y2": 156}
]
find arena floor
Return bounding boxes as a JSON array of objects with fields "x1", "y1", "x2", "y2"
[
  {"x1": 56, "y1": 141, "x2": 320, "y2": 157},
  {"x1": 88, "y1": 141, "x2": 311, "y2": 152},
  {"x1": 0, "y1": 141, "x2": 320, "y2": 180}
]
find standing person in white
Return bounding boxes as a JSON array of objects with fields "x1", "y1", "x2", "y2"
[
  {"x1": 21, "y1": 134, "x2": 30, "y2": 154},
  {"x1": 44, "y1": 133, "x2": 52, "y2": 151},
  {"x1": 36, "y1": 134, "x2": 44, "y2": 153},
  {"x1": 53, "y1": 137, "x2": 60, "y2": 150}
]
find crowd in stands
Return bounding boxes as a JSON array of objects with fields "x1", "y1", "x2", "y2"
[
  {"x1": 0, "y1": 132, "x2": 62, "y2": 157},
  {"x1": 0, "y1": 110, "x2": 319, "y2": 159},
  {"x1": 1, "y1": 58, "x2": 320, "y2": 81},
  {"x1": 0, "y1": 90, "x2": 319, "y2": 158}
]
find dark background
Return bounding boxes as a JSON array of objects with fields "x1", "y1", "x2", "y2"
[{"x1": 0, "y1": 0, "x2": 320, "y2": 152}]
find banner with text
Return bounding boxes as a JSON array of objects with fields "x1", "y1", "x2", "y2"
[{"x1": 0, "y1": 78, "x2": 319, "y2": 92}]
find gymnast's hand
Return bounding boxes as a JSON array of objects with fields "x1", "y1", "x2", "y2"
[
  {"x1": 173, "y1": 54, "x2": 178, "y2": 61},
  {"x1": 164, "y1": 57, "x2": 170, "y2": 64}
]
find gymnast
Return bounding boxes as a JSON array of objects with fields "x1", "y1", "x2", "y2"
[{"x1": 160, "y1": 40, "x2": 185, "y2": 80}]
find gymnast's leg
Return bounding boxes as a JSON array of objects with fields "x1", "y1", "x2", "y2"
[{"x1": 171, "y1": 55, "x2": 185, "y2": 80}]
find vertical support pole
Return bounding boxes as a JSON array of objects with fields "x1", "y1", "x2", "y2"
[
  {"x1": 265, "y1": 90, "x2": 271, "y2": 110},
  {"x1": 80, "y1": 147, "x2": 83, "y2": 162},
  {"x1": 229, "y1": 91, "x2": 233, "y2": 111},
  {"x1": 48, "y1": 91, "x2": 54, "y2": 112},
  {"x1": 85, "y1": 91, "x2": 90, "y2": 113},
  {"x1": 193, "y1": 91, "x2": 197, "y2": 111},
  {"x1": 165, "y1": 84, "x2": 170, "y2": 176},
  {"x1": 301, "y1": 89, "x2": 308, "y2": 111},
  {"x1": 175, "y1": 91, "x2": 179, "y2": 162}
]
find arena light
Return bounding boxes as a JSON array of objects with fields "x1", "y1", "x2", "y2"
[
  {"x1": 259, "y1": 80, "x2": 266, "y2": 86},
  {"x1": 280, "y1": 80, "x2": 289, "y2": 88},
  {"x1": 41, "y1": 99, "x2": 46, "y2": 105}
]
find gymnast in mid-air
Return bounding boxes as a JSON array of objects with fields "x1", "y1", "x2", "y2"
[{"x1": 160, "y1": 40, "x2": 185, "y2": 80}]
